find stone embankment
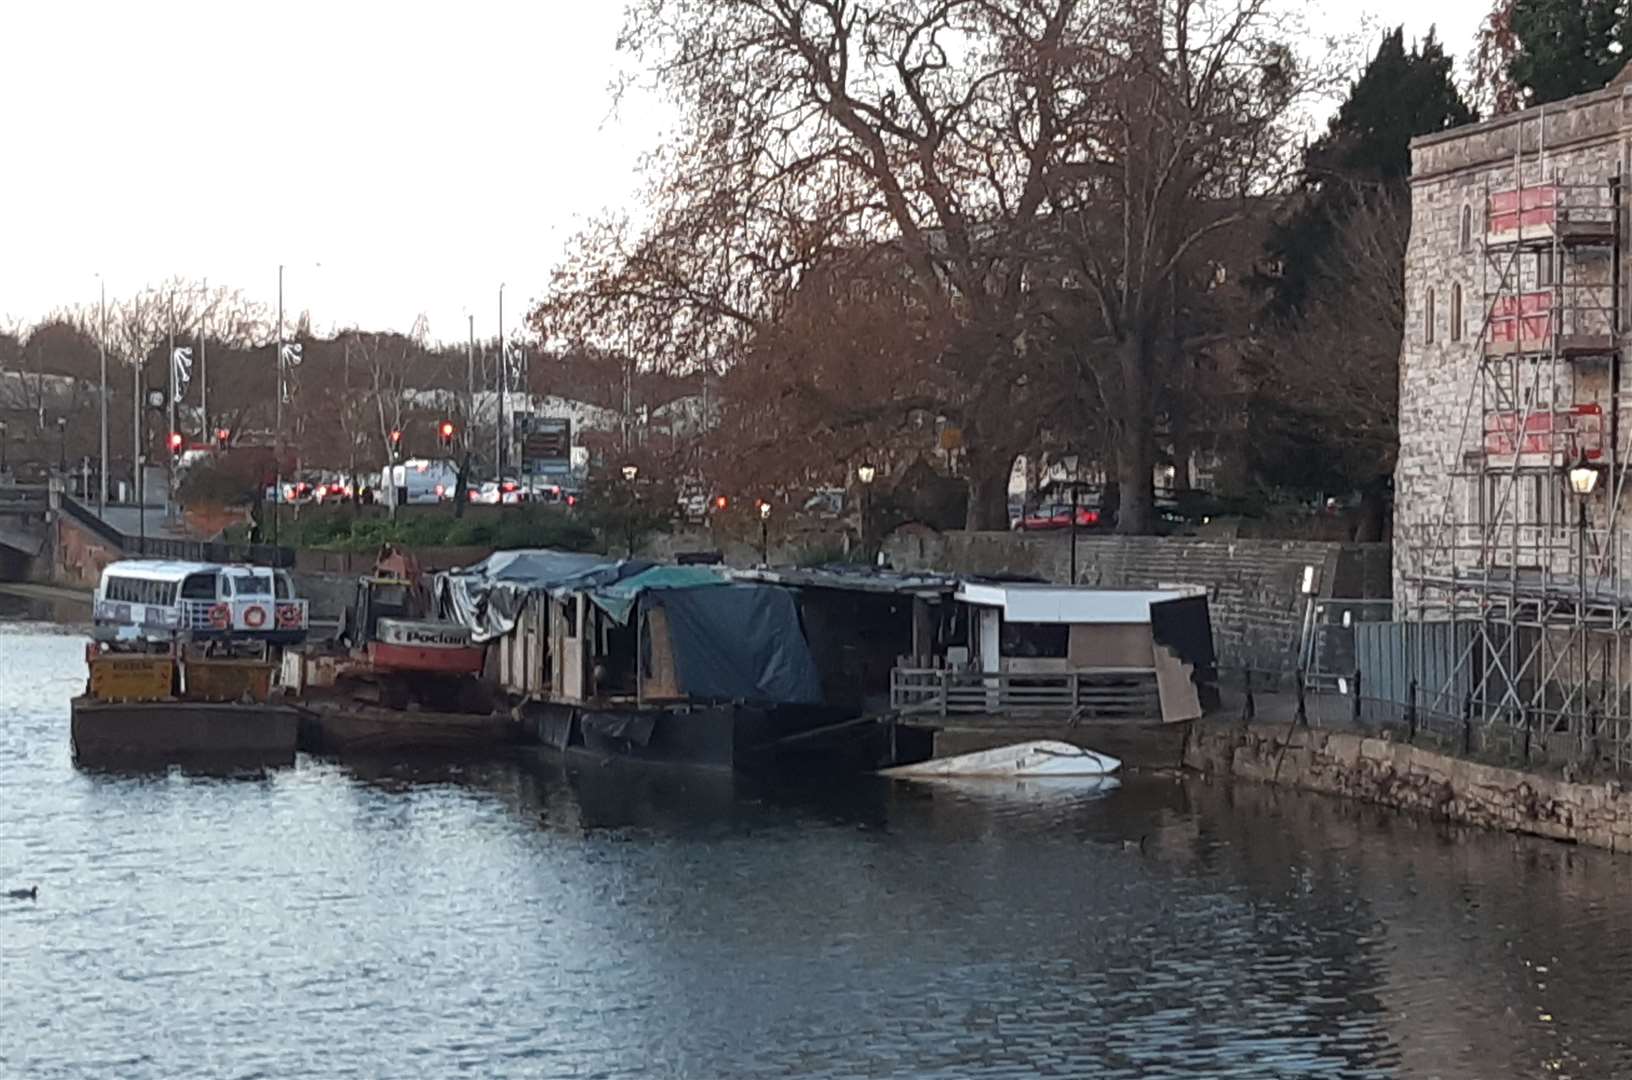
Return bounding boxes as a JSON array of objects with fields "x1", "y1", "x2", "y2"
[{"x1": 1185, "y1": 721, "x2": 1632, "y2": 853}]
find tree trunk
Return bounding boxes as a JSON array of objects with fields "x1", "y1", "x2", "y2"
[
  {"x1": 1115, "y1": 336, "x2": 1156, "y2": 535},
  {"x1": 452, "y1": 452, "x2": 472, "y2": 518},
  {"x1": 1168, "y1": 416, "x2": 1194, "y2": 494},
  {"x1": 963, "y1": 447, "x2": 1013, "y2": 532}
]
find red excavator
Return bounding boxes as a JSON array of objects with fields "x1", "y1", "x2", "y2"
[{"x1": 336, "y1": 546, "x2": 488, "y2": 710}]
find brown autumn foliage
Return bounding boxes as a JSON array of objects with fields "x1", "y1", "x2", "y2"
[{"x1": 537, "y1": 0, "x2": 1326, "y2": 532}]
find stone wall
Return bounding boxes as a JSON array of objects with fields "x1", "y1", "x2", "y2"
[
  {"x1": 1397, "y1": 85, "x2": 1632, "y2": 608},
  {"x1": 1186, "y1": 721, "x2": 1632, "y2": 853},
  {"x1": 639, "y1": 524, "x2": 850, "y2": 566},
  {"x1": 883, "y1": 528, "x2": 1390, "y2": 677}
]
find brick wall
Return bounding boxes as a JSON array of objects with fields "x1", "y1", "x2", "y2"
[
  {"x1": 51, "y1": 513, "x2": 122, "y2": 590},
  {"x1": 882, "y1": 528, "x2": 1389, "y2": 677}
]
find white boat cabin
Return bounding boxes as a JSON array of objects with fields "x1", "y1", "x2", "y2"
[
  {"x1": 891, "y1": 583, "x2": 1217, "y2": 723},
  {"x1": 94, "y1": 560, "x2": 309, "y2": 640}
]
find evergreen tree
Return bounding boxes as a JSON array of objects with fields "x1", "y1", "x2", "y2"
[
  {"x1": 1247, "y1": 28, "x2": 1474, "y2": 522},
  {"x1": 1263, "y1": 27, "x2": 1473, "y2": 313},
  {"x1": 1507, "y1": 0, "x2": 1629, "y2": 107}
]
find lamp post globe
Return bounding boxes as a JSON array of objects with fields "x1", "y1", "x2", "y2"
[
  {"x1": 857, "y1": 462, "x2": 876, "y2": 485},
  {"x1": 1567, "y1": 460, "x2": 1601, "y2": 498},
  {"x1": 622, "y1": 464, "x2": 639, "y2": 483}
]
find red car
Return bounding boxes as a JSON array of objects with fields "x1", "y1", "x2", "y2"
[{"x1": 1015, "y1": 504, "x2": 1100, "y2": 531}]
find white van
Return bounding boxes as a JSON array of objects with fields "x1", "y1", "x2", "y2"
[
  {"x1": 381, "y1": 459, "x2": 461, "y2": 506},
  {"x1": 94, "y1": 560, "x2": 309, "y2": 640}
]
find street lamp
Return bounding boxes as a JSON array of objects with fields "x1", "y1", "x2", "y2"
[
  {"x1": 856, "y1": 461, "x2": 876, "y2": 561},
  {"x1": 1566, "y1": 455, "x2": 1602, "y2": 594},
  {"x1": 758, "y1": 499, "x2": 771, "y2": 566},
  {"x1": 1567, "y1": 458, "x2": 1601, "y2": 497},
  {"x1": 622, "y1": 463, "x2": 640, "y2": 556}
]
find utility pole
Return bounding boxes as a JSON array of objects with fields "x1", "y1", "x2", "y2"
[
  {"x1": 132, "y1": 350, "x2": 141, "y2": 510},
  {"x1": 496, "y1": 284, "x2": 506, "y2": 478},
  {"x1": 167, "y1": 290, "x2": 177, "y2": 518},
  {"x1": 467, "y1": 314, "x2": 475, "y2": 448},
  {"x1": 200, "y1": 277, "x2": 209, "y2": 440},
  {"x1": 274, "y1": 264, "x2": 283, "y2": 547},
  {"x1": 97, "y1": 275, "x2": 108, "y2": 511}
]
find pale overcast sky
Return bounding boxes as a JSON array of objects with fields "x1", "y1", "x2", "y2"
[{"x1": 0, "y1": 0, "x2": 1490, "y2": 344}]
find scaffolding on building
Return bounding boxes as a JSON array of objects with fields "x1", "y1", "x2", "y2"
[{"x1": 1405, "y1": 133, "x2": 1632, "y2": 771}]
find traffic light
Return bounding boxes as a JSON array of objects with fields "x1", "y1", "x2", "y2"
[
  {"x1": 389, "y1": 429, "x2": 402, "y2": 455},
  {"x1": 713, "y1": 495, "x2": 729, "y2": 511},
  {"x1": 167, "y1": 432, "x2": 184, "y2": 455},
  {"x1": 215, "y1": 428, "x2": 230, "y2": 450},
  {"x1": 438, "y1": 420, "x2": 455, "y2": 449}
]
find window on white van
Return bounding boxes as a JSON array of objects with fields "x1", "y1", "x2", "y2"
[
  {"x1": 181, "y1": 574, "x2": 217, "y2": 600},
  {"x1": 228, "y1": 572, "x2": 272, "y2": 597}
]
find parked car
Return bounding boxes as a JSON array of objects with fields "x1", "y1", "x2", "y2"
[
  {"x1": 470, "y1": 478, "x2": 528, "y2": 505},
  {"x1": 265, "y1": 479, "x2": 317, "y2": 505},
  {"x1": 1014, "y1": 503, "x2": 1101, "y2": 531}
]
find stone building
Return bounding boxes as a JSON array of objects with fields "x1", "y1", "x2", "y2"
[{"x1": 1396, "y1": 72, "x2": 1631, "y2": 755}]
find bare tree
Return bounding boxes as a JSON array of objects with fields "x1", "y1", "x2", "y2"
[
  {"x1": 1036, "y1": 0, "x2": 1317, "y2": 531},
  {"x1": 1251, "y1": 184, "x2": 1406, "y2": 538},
  {"x1": 542, "y1": 0, "x2": 1103, "y2": 528},
  {"x1": 541, "y1": 0, "x2": 1323, "y2": 531}
]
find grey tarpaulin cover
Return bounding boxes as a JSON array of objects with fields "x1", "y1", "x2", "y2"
[
  {"x1": 435, "y1": 549, "x2": 652, "y2": 642},
  {"x1": 645, "y1": 584, "x2": 823, "y2": 705}
]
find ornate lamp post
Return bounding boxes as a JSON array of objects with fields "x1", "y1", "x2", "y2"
[
  {"x1": 621, "y1": 463, "x2": 640, "y2": 556},
  {"x1": 1567, "y1": 455, "x2": 1602, "y2": 588},
  {"x1": 856, "y1": 461, "x2": 877, "y2": 562},
  {"x1": 758, "y1": 499, "x2": 771, "y2": 566}
]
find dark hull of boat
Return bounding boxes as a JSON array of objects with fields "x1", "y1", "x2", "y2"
[
  {"x1": 298, "y1": 701, "x2": 520, "y2": 755},
  {"x1": 522, "y1": 701, "x2": 859, "y2": 772},
  {"x1": 70, "y1": 696, "x2": 300, "y2": 770}
]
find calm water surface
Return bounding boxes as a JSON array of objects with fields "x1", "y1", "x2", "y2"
[{"x1": 2, "y1": 609, "x2": 1629, "y2": 1079}]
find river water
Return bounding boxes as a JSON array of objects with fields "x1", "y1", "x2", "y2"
[{"x1": 2, "y1": 608, "x2": 1629, "y2": 1079}]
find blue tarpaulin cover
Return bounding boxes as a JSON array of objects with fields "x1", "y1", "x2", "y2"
[
  {"x1": 435, "y1": 549, "x2": 651, "y2": 641},
  {"x1": 646, "y1": 584, "x2": 824, "y2": 705},
  {"x1": 589, "y1": 565, "x2": 729, "y2": 624}
]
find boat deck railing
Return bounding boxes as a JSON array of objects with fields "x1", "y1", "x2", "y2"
[{"x1": 890, "y1": 667, "x2": 1160, "y2": 720}]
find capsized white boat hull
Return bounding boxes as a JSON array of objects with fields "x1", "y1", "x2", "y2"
[{"x1": 881, "y1": 739, "x2": 1122, "y2": 778}]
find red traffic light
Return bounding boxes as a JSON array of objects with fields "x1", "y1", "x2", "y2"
[
  {"x1": 713, "y1": 495, "x2": 729, "y2": 511},
  {"x1": 167, "y1": 432, "x2": 184, "y2": 453},
  {"x1": 215, "y1": 428, "x2": 230, "y2": 448},
  {"x1": 389, "y1": 429, "x2": 402, "y2": 444},
  {"x1": 438, "y1": 420, "x2": 455, "y2": 438}
]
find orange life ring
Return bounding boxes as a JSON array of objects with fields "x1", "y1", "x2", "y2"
[
  {"x1": 275, "y1": 604, "x2": 301, "y2": 629},
  {"x1": 208, "y1": 603, "x2": 231, "y2": 630},
  {"x1": 243, "y1": 605, "x2": 268, "y2": 630}
]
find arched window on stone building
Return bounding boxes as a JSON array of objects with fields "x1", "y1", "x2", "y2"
[
  {"x1": 1425, "y1": 287, "x2": 1436, "y2": 344},
  {"x1": 1460, "y1": 205, "x2": 1473, "y2": 251},
  {"x1": 1450, "y1": 283, "x2": 1462, "y2": 342}
]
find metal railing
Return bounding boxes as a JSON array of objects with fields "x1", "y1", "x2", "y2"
[
  {"x1": 58, "y1": 493, "x2": 128, "y2": 549},
  {"x1": 1229, "y1": 665, "x2": 1630, "y2": 775},
  {"x1": 136, "y1": 536, "x2": 296, "y2": 568},
  {"x1": 890, "y1": 667, "x2": 1161, "y2": 720}
]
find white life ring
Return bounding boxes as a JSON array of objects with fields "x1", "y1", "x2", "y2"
[{"x1": 243, "y1": 605, "x2": 269, "y2": 630}]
